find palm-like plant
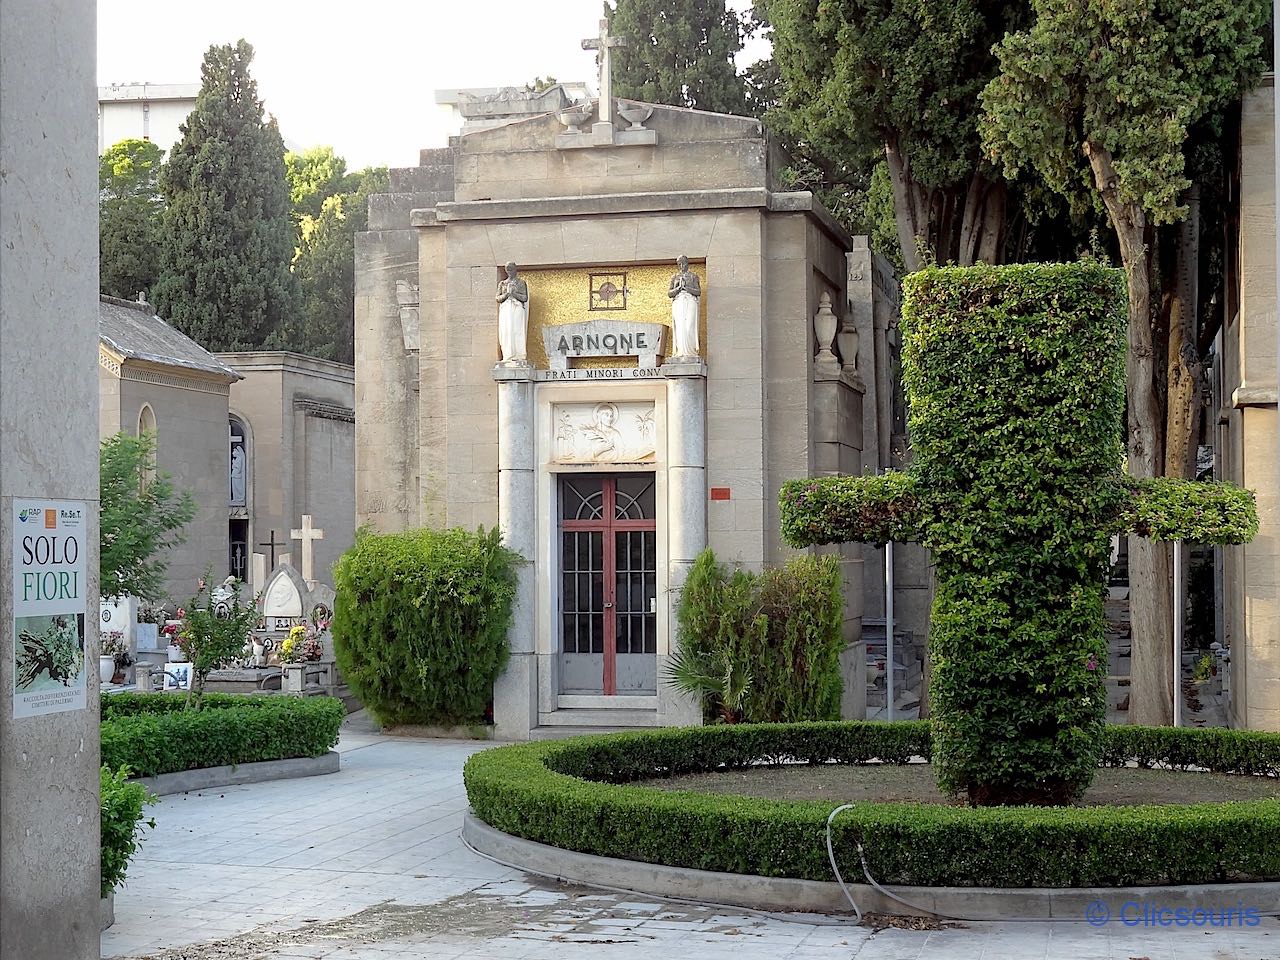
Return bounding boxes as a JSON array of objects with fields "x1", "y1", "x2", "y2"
[{"x1": 665, "y1": 645, "x2": 752, "y2": 724}]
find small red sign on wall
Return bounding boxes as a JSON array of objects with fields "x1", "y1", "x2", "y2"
[{"x1": 710, "y1": 487, "x2": 731, "y2": 501}]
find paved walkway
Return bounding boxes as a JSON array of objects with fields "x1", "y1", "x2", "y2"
[{"x1": 103, "y1": 730, "x2": 1280, "y2": 960}]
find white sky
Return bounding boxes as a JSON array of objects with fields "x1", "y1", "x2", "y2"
[{"x1": 98, "y1": 0, "x2": 766, "y2": 171}]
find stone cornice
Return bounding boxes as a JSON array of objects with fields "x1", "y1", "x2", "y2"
[
  {"x1": 414, "y1": 188, "x2": 853, "y2": 247},
  {"x1": 294, "y1": 397, "x2": 356, "y2": 423},
  {"x1": 99, "y1": 347, "x2": 232, "y2": 396},
  {"x1": 1232, "y1": 383, "x2": 1278, "y2": 407}
]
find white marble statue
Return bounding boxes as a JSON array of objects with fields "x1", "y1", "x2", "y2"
[
  {"x1": 496, "y1": 261, "x2": 530, "y2": 364},
  {"x1": 667, "y1": 255, "x2": 701, "y2": 358},
  {"x1": 229, "y1": 444, "x2": 246, "y2": 506}
]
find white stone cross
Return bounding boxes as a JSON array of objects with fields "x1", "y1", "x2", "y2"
[
  {"x1": 582, "y1": 17, "x2": 626, "y2": 125},
  {"x1": 290, "y1": 514, "x2": 325, "y2": 586}
]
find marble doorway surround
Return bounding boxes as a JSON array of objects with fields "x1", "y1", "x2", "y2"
[{"x1": 493, "y1": 363, "x2": 706, "y2": 737}]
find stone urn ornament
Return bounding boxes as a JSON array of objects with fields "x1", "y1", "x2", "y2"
[
  {"x1": 617, "y1": 99, "x2": 653, "y2": 131},
  {"x1": 667, "y1": 255, "x2": 701, "y2": 358},
  {"x1": 99, "y1": 655, "x2": 115, "y2": 684},
  {"x1": 496, "y1": 262, "x2": 530, "y2": 364},
  {"x1": 813, "y1": 292, "x2": 839, "y2": 366},
  {"x1": 558, "y1": 101, "x2": 593, "y2": 134}
]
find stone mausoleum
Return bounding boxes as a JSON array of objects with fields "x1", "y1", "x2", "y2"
[{"x1": 357, "y1": 90, "x2": 899, "y2": 738}]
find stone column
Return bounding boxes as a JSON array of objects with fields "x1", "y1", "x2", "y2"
[
  {"x1": 661, "y1": 360, "x2": 708, "y2": 726},
  {"x1": 492, "y1": 365, "x2": 537, "y2": 738},
  {"x1": 1, "y1": 0, "x2": 101, "y2": 955}
]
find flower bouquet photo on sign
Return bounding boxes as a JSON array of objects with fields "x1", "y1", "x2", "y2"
[{"x1": 16, "y1": 614, "x2": 84, "y2": 693}]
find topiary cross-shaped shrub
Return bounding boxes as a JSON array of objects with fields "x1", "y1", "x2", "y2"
[{"x1": 781, "y1": 262, "x2": 1257, "y2": 806}]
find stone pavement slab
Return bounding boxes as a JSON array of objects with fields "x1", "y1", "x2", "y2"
[{"x1": 102, "y1": 732, "x2": 1280, "y2": 960}]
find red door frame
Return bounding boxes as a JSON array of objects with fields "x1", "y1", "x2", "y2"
[{"x1": 560, "y1": 477, "x2": 655, "y2": 695}]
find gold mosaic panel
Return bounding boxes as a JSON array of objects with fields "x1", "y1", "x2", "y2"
[{"x1": 520, "y1": 262, "x2": 708, "y2": 369}]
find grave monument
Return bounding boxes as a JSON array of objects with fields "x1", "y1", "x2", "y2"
[{"x1": 356, "y1": 21, "x2": 899, "y2": 738}]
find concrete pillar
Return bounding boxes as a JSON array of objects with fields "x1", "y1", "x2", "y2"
[
  {"x1": 661, "y1": 360, "x2": 708, "y2": 726},
  {"x1": 492, "y1": 366, "x2": 537, "y2": 738},
  {"x1": 1, "y1": 0, "x2": 102, "y2": 956}
]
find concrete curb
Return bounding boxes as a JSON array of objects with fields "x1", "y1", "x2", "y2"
[
  {"x1": 135, "y1": 752, "x2": 340, "y2": 796},
  {"x1": 463, "y1": 813, "x2": 1280, "y2": 920}
]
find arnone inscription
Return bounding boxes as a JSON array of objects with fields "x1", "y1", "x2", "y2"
[{"x1": 543, "y1": 320, "x2": 664, "y2": 370}]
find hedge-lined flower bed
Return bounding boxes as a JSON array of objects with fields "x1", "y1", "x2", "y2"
[
  {"x1": 463, "y1": 722, "x2": 1280, "y2": 888},
  {"x1": 101, "y1": 693, "x2": 344, "y2": 778}
]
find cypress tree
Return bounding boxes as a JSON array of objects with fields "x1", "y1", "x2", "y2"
[
  {"x1": 608, "y1": 0, "x2": 747, "y2": 116},
  {"x1": 153, "y1": 39, "x2": 297, "y2": 352}
]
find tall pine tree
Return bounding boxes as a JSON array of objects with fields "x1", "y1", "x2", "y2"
[
  {"x1": 99, "y1": 138, "x2": 164, "y2": 300},
  {"x1": 153, "y1": 39, "x2": 297, "y2": 352},
  {"x1": 608, "y1": 0, "x2": 747, "y2": 115}
]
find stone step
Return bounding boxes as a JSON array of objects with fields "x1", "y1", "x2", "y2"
[
  {"x1": 530, "y1": 725, "x2": 658, "y2": 740},
  {"x1": 390, "y1": 166, "x2": 455, "y2": 193},
  {"x1": 538, "y1": 708, "x2": 662, "y2": 727},
  {"x1": 419, "y1": 146, "x2": 458, "y2": 166}
]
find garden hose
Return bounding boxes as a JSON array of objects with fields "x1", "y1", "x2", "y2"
[{"x1": 824, "y1": 805, "x2": 863, "y2": 923}]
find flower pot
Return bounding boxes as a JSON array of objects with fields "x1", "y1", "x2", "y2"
[
  {"x1": 167, "y1": 645, "x2": 184, "y2": 663},
  {"x1": 99, "y1": 656, "x2": 115, "y2": 684}
]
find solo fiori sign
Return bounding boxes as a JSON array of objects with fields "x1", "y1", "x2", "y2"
[{"x1": 12, "y1": 499, "x2": 87, "y2": 718}]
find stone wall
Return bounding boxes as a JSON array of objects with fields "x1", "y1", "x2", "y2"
[
  {"x1": 115, "y1": 375, "x2": 230, "y2": 601},
  {"x1": 1222, "y1": 79, "x2": 1280, "y2": 731},
  {"x1": 355, "y1": 145, "x2": 456, "y2": 532},
  {"x1": 0, "y1": 0, "x2": 102, "y2": 954},
  {"x1": 221, "y1": 353, "x2": 356, "y2": 586}
]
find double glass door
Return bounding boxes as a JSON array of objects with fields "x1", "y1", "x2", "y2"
[{"x1": 559, "y1": 473, "x2": 657, "y2": 695}]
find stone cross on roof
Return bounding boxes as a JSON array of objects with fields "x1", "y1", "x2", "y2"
[{"x1": 582, "y1": 17, "x2": 626, "y2": 125}]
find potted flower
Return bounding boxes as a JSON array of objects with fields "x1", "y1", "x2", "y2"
[
  {"x1": 99, "y1": 631, "x2": 124, "y2": 684},
  {"x1": 279, "y1": 621, "x2": 325, "y2": 693},
  {"x1": 102, "y1": 630, "x2": 135, "y2": 684},
  {"x1": 162, "y1": 616, "x2": 184, "y2": 662}
]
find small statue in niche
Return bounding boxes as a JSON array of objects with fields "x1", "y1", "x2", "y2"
[
  {"x1": 496, "y1": 262, "x2": 530, "y2": 364},
  {"x1": 667, "y1": 255, "x2": 701, "y2": 358}
]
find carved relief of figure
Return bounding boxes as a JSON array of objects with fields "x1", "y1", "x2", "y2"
[
  {"x1": 667, "y1": 255, "x2": 701, "y2": 358},
  {"x1": 496, "y1": 262, "x2": 530, "y2": 364}
]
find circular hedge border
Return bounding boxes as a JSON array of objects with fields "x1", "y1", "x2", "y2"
[
  {"x1": 463, "y1": 721, "x2": 1280, "y2": 889},
  {"x1": 101, "y1": 692, "x2": 344, "y2": 778}
]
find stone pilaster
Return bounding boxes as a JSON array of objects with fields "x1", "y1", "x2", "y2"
[
  {"x1": 492, "y1": 364, "x2": 537, "y2": 739},
  {"x1": 661, "y1": 359, "x2": 708, "y2": 726}
]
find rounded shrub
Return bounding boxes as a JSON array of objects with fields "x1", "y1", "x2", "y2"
[
  {"x1": 332, "y1": 526, "x2": 517, "y2": 726},
  {"x1": 464, "y1": 722, "x2": 1280, "y2": 889}
]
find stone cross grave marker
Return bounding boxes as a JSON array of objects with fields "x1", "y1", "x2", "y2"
[
  {"x1": 582, "y1": 17, "x2": 626, "y2": 125},
  {"x1": 290, "y1": 514, "x2": 325, "y2": 587}
]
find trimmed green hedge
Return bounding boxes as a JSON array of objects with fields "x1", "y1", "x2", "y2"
[
  {"x1": 780, "y1": 472, "x2": 921, "y2": 549},
  {"x1": 101, "y1": 693, "x2": 344, "y2": 778},
  {"x1": 464, "y1": 722, "x2": 1280, "y2": 888},
  {"x1": 1123, "y1": 477, "x2": 1258, "y2": 545}
]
